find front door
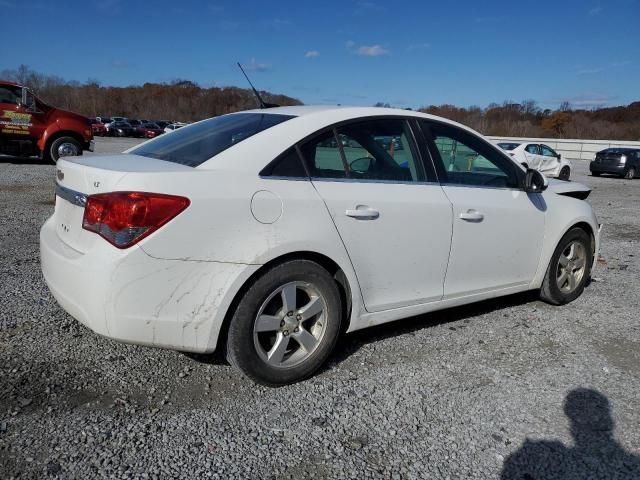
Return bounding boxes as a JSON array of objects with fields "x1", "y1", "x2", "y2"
[
  {"x1": 300, "y1": 118, "x2": 453, "y2": 312},
  {"x1": 421, "y1": 121, "x2": 545, "y2": 298}
]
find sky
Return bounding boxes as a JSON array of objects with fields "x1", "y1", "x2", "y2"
[{"x1": 2, "y1": 0, "x2": 639, "y2": 109}]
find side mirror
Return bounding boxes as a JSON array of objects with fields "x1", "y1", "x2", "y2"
[
  {"x1": 557, "y1": 153, "x2": 562, "y2": 159},
  {"x1": 350, "y1": 157, "x2": 373, "y2": 173},
  {"x1": 523, "y1": 169, "x2": 548, "y2": 193},
  {"x1": 19, "y1": 87, "x2": 36, "y2": 111}
]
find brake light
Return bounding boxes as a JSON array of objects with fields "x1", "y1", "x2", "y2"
[{"x1": 82, "y1": 192, "x2": 190, "y2": 248}]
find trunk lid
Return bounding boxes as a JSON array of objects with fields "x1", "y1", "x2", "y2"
[{"x1": 54, "y1": 154, "x2": 192, "y2": 253}]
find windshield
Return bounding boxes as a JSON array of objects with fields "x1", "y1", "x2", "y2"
[{"x1": 130, "y1": 113, "x2": 294, "y2": 167}]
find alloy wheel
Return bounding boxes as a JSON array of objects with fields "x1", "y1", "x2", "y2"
[
  {"x1": 556, "y1": 241, "x2": 587, "y2": 293},
  {"x1": 253, "y1": 281, "x2": 327, "y2": 368}
]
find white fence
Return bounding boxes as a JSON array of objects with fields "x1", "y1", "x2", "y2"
[{"x1": 488, "y1": 136, "x2": 640, "y2": 161}]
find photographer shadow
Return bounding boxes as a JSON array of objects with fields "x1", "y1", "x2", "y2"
[{"x1": 501, "y1": 388, "x2": 640, "y2": 479}]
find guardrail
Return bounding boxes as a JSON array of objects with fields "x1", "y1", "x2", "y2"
[{"x1": 488, "y1": 136, "x2": 640, "y2": 161}]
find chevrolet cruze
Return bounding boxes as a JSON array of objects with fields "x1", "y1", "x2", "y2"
[{"x1": 40, "y1": 106, "x2": 601, "y2": 385}]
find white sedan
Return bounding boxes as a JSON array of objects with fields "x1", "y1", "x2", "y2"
[
  {"x1": 41, "y1": 106, "x2": 600, "y2": 385},
  {"x1": 497, "y1": 142, "x2": 572, "y2": 180}
]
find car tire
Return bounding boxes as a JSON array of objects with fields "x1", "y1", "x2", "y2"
[
  {"x1": 540, "y1": 227, "x2": 592, "y2": 306},
  {"x1": 46, "y1": 136, "x2": 82, "y2": 164},
  {"x1": 591, "y1": 171, "x2": 601, "y2": 177},
  {"x1": 558, "y1": 166, "x2": 570, "y2": 181},
  {"x1": 624, "y1": 167, "x2": 636, "y2": 180},
  {"x1": 226, "y1": 260, "x2": 343, "y2": 386}
]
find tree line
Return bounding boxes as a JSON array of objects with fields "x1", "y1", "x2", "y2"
[
  {"x1": 1, "y1": 65, "x2": 301, "y2": 122},
  {"x1": 3, "y1": 65, "x2": 638, "y2": 140},
  {"x1": 415, "y1": 100, "x2": 640, "y2": 141}
]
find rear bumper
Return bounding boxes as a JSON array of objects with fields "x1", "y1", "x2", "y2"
[
  {"x1": 40, "y1": 216, "x2": 258, "y2": 353},
  {"x1": 589, "y1": 162, "x2": 625, "y2": 174}
]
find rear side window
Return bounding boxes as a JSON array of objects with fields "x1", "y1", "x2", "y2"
[
  {"x1": 130, "y1": 113, "x2": 294, "y2": 167},
  {"x1": 261, "y1": 148, "x2": 307, "y2": 177}
]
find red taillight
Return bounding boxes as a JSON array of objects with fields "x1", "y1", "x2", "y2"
[{"x1": 82, "y1": 192, "x2": 190, "y2": 249}]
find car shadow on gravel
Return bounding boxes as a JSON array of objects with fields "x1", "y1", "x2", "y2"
[
  {"x1": 329, "y1": 290, "x2": 542, "y2": 365},
  {"x1": 500, "y1": 388, "x2": 640, "y2": 479},
  {"x1": 0, "y1": 155, "x2": 48, "y2": 165}
]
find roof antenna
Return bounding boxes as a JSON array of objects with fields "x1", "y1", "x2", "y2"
[{"x1": 237, "y1": 62, "x2": 279, "y2": 109}]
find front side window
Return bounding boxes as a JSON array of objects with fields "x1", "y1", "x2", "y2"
[
  {"x1": 540, "y1": 144, "x2": 557, "y2": 157},
  {"x1": 424, "y1": 121, "x2": 520, "y2": 188},
  {"x1": 130, "y1": 113, "x2": 294, "y2": 167},
  {"x1": 0, "y1": 85, "x2": 22, "y2": 105}
]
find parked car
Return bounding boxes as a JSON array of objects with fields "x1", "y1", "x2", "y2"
[
  {"x1": 155, "y1": 120, "x2": 172, "y2": 129},
  {"x1": 41, "y1": 106, "x2": 601, "y2": 386},
  {"x1": 0, "y1": 80, "x2": 94, "y2": 163},
  {"x1": 164, "y1": 122, "x2": 187, "y2": 133},
  {"x1": 589, "y1": 148, "x2": 640, "y2": 179},
  {"x1": 103, "y1": 116, "x2": 127, "y2": 129},
  {"x1": 497, "y1": 142, "x2": 572, "y2": 180},
  {"x1": 106, "y1": 121, "x2": 134, "y2": 137},
  {"x1": 136, "y1": 122, "x2": 164, "y2": 139},
  {"x1": 90, "y1": 119, "x2": 107, "y2": 136}
]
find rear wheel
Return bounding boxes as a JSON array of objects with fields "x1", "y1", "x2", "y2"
[
  {"x1": 540, "y1": 228, "x2": 592, "y2": 305},
  {"x1": 624, "y1": 167, "x2": 636, "y2": 180},
  {"x1": 558, "y1": 166, "x2": 570, "y2": 181},
  {"x1": 46, "y1": 136, "x2": 82, "y2": 164},
  {"x1": 226, "y1": 260, "x2": 342, "y2": 386}
]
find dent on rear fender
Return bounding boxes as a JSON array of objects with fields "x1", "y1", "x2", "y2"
[{"x1": 106, "y1": 254, "x2": 254, "y2": 352}]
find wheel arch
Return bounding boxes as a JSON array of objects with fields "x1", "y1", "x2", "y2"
[
  {"x1": 213, "y1": 250, "x2": 356, "y2": 353},
  {"x1": 532, "y1": 217, "x2": 596, "y2": 289},
  {"x1": 42, "y1": 130, "x2": 85, "y2": 156}
]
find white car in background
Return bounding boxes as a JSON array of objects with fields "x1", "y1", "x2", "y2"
[
  {"x1": 497, "y1": 142, "x2": 572, "y2": 180},
  {"x1": 164, "y1": 122, "x2": 187, "y2": 133},
  {"x1": 41, "y1": 106, "x2": 600, "y2": 385}
]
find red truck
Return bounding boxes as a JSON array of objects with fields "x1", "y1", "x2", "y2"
[{"x1": 0, "y1": 81, "x2": 94, "y2": 163}]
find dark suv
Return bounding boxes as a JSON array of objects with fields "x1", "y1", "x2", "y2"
[{"x1": 590, "y1": 148, "x2": 640, "y2": 179}]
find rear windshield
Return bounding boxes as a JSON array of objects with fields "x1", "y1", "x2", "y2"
[
  {"x1": 130, "y1": 113, "x2": 294, "y2": 167},
  {"x1": 497, "y1": 142, "x2": 520, "y2": 151}
]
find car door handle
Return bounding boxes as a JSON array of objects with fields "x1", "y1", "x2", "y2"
[
  {"x1": 459, "y1": 209, "x2": 484, "y2": 222},
  {"x1": 345, "y1": 206, "x2": 380, "y2": 220}
]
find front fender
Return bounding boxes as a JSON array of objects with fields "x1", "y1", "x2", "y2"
[
  {"x1": 530, "y1": 192, "x2": 599, "y2": 288},
  {"x1": 37, "y1": 119, "x2": 92, "y2": 152}
]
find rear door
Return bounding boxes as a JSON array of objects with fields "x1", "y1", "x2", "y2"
[
  {"x1": 301, "y1": 118, "x2": 453, "y2": 312},
  {"x1": 420, "y1": 121, "x2": 545, "y2": 298}
]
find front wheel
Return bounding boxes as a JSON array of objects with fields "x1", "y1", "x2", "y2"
[
  {"x1": 558, "y1": 166, "x2": 571, "y2": 181},
  {"x1": 46, "y1": 136, "x2": 82, "y2": 164},
  {"x1": 540, "y1": 228, "x2": 592, "y2": 305},
  {"x1": 226, "y1": 260, "x2": 343, "y2": 386},
  {"x1": 623, "y1": 167, "x2": 636, "y2": 180}
]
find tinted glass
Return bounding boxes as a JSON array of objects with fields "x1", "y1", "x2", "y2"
[
  {"x1": 336, "y1": 119, "x2": 422, "y2": 182},
  {"x1": 130, "y1": 113, "x2": 294, "y2": 167},
  {"x1": 540, "y1": 145, "x2": 557, "y2": 157},
  {"x1": 525, "y1": 144, "x2": 539, "y2": 154},
  {"x1": 0, "y1": 85, "x2": 21, "y2": 105},
  {"x1": 300, "y1": 130, "x2": 347, "y2": 178},
  {"x1": 263, "y1": 148, "x2": 307, "y2": 177},
  {"x1": 425, "y1": 122, "x2": 519, "y2": 188},
  {"x1": 497, "y1": 143, "x2": 520, "y2": 151}
]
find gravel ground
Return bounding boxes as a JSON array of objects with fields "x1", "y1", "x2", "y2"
[{"x1": 1, "y1": 139, "x2": 639, "y2": 479}]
